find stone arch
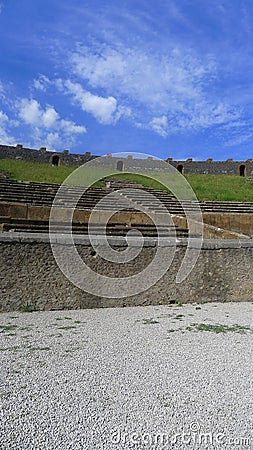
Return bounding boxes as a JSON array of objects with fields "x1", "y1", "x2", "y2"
[
  {"x1": 177, "y1": 163, "x2": 184, "y2": 174},
  {"x1": 116, "y1": 160, "x2": 124, "y2": 172},
  {"x1": 239, "y1": 164, "x2": 246, "y2": 176},
  {"x1": 51, "y1": 155, "x2": 60, "y2": 166}
]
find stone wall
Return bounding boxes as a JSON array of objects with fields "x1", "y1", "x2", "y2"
[
  {"x1": 1, "y1": 144, "x2": 253, "y2": 175},
  {"x1": 0, "y1": 233, "x2": 253, "y2": 312},
  {"x1": 0, "y1": 144, "x2": 96, "y2": 166},
  {"x1": 171, "y1": 160, "x2": 253, "y2": 176}
]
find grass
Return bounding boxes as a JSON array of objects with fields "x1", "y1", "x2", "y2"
[
  {"x1": 186, "y1": 323, "x2": 252, "y2": 334},
  {"x1": 174, "y1": 314, "x2": 184, "y2": 320},
  {"x1": 141, "y1": 318, "x2": 160, "y2": 325},
  {"x1": 0, "y1": 158, "x2": 77, "y2": 184},
  {"x1": 101, "y1": 171, "x2": 253, "y2": 201},
  {"x1": 109, "y1": 172, "x2": 170, "y2": 191},
  {"x1": 1, "y1": 158, "x2": 253, "y2": 201},
  {"x1": 0, "y1": 325, "x2": 18, "y2": 332},
  {"x1": 26, "y1": 346, "x2": 51, "y2": 351},
  {"x1": 185, "y1": 174, "x2": 253, "y2": 202},
  {"x1": 20, "y1": 304, "x2": 37, "y2": 313}
]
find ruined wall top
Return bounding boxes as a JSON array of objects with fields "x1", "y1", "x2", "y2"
[{"x1": 0, "y1": 143, "x2": 253, "y2": 175}]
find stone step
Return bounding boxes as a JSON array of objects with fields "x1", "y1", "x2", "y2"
[{"x1": 0, "y1": 218, "x2": 189, "y2": 237}]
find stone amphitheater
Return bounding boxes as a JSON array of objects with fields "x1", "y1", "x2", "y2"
[
  {"x1": 1, "y1": 142, "x2": 253, "y2": 450},
  {"x1": 1, "y1": 143, "x2": 253, "y2": 311}
]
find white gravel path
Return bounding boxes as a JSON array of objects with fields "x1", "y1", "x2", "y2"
[{"x1": 0, "y1": 302, "x2": 253, "y2": 450}]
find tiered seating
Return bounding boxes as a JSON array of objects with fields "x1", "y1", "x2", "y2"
[
  {"x1": 0, "y1": 178, "x2": 252, "y2": 237},
  {"x1": 0, "y1": 218, "x2": 189, "y2": 237},
  {"x1": 1, "y1": 178, "x2": 253, "y2": 213},
  {"x1": 0, "y1": 179, "x2": 189, "y2": 236}
]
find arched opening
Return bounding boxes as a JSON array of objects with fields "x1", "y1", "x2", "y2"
[
  {"x1": 116, "y1": 160, "x2": 124, "y2": 172},
  {"x1": 52, "y1": 155, "x2": 60, "y2": 166},
  {"x1": 177, "y1": 164, "x2": 184, "y2": 174},
  {"x1": 239, "y1": 164, "x2": 246, "y2": 176}
]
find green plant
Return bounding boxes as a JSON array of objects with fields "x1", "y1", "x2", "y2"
[
  {"x1": 26, "y1": 346, "x2": 51, "y2": 351},
  {"x1": 142, "y1": 318, "x2": 160, "y2": 325},
  {"x1": 0, "y1": 325, "x2": 18, "y2": 332},
  {"x1": 185, "y1": 174, "x2": 253, "y2": 202},
  {"x1": 186, "y1": 323, "x2": 252, "y2": 334},
  {"x1": 174, "y1": 314, "x2": 184, "y2": 320},
  {"x1": 20, "y1": 304, "x2": 36, "y2": 313}
]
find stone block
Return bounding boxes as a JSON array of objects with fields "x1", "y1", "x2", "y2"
[
  {"x1": 28, "y1": 205, "x2": 50, "y2": 221},
  {"x1": 0, "y1": 202, "x2": 10, "y2": 218},
  {"x1": 9, "y1": 203, "x2": 28, "y2": 219}
]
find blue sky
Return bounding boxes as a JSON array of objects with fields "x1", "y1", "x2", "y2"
[{"x1": 1, "y1": 0, "x2": 253, "y2": 160}]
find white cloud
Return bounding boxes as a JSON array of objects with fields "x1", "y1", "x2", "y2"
[
  {"x1": 224, "y1": 132, "x2": 253, "y2": 147},
  {"x1": 42, "y1": 107, "x2": 59, "y2": 128},
  {"x1": 0, "y1": 111, "x2": 8, "y2": 126},
  {"x1": 18, "y1": 98, "x2": 62, "y2": 129},
  {"x1": 33, "y1": 75, "x2": 51, "y2": 92},
  {"x1": 18, "y1": 99, "x2": 42, "y2": 125},
  {"x1": 17, "y1": 98, "x2": 86, "y2": 150},
  {"x1": 70, "y1": 45, "x2": 213, "y2": 109},
  {"x1": 68, "y1": 43, "x2": 240, "y2": 135},
  {"x1": 65, "y1": 80, "x2": 117, "y2": 124},
  {"x1": 0, "y1": 111, "x2": 17, "y2": 145},
  {"x1": 44, "y1": 132, "x2": 61, "y2": 150},
  {"x1": 0, "y1": 80, "x2": 7, "y2": 102},
  {"x1": 60, "y1": 79, "x2": 130, "y2": 125},
  {"x1": 150, "y1": 116, "x2": 168, "y2": 137},
  {"x1": 60, "y1": 119, "x2": 87, "y2": 134}
]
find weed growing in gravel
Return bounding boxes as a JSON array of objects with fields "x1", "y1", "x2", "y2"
[
  {"x1": 65, "y1": 347, "x2": 80, "y2": 353},
  {"x1": 0, "y1": 346, "x2": 19, "y2": 351},
  {"x1": 186, "y1": 323, "x2": 252, "y2": 334},
  {"x1": 26, "y1": 346, "x2": 51, "y2": 351},
  {"x1": 20, "y1": 304, "x2": 36, "y2": 313},
  {"x1": 0, "y1": 325, "x2": 18, "y2": 332},
  {"x1": 141, "y1": 318, "x2": 160, "y2": 325},
  {"x1": 174, "y1": 314, "x2": 184, "y2": 320}
]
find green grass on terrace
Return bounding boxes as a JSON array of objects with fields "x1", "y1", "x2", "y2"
[
  {"x1": 185, "y1": 174, "x2": 253, "y2": 202},
  {"x1": 108, "y1": 172, "x2": 168, "y2": 191},
  {"x1": 0, "y1": 158, "x2": 253, "y2": 202},
  {"x1": 0, "y1": 159, "x2": 77, "y2": 184},
  {"x1": 111, "y1": 172, "x2": 253, "y2": 201}
]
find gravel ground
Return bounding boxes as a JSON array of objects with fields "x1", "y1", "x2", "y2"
[{"x1": 0, "y1": 302, "x2": 252, "y2": 450}]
